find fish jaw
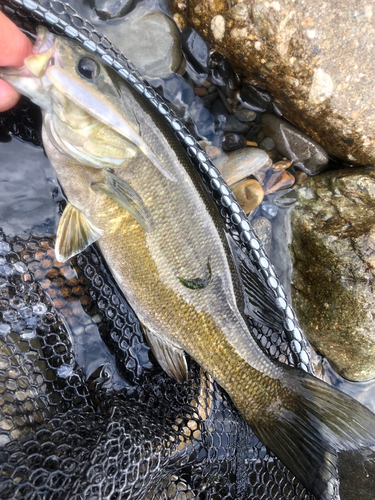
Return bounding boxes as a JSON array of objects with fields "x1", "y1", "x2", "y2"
[{"x1": 0, "y1": 26, "x2": 57, "y2": 112}]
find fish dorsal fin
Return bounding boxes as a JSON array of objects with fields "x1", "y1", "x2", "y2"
[
  {"x1": 92, "y1": 171, "x2": 151, "y2": 231},
  {"x1": 227, "y1": 235, "x2": 284, "y2": 329},
  {"x1": 144, "y1": 328, "x2": 188, "y2": 383},
  {"x1": 55, "y1": 203, "x2": 103, "y2": 263}
]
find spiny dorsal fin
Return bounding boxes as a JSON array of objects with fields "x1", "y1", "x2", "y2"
[
  {"x1": 92, "y1": 171, "x2": 151, "y2": 231},
  {"x1": 227, "y1": 235, "x2": 284, "y2": 329},
  {"x1": 144, "y1": 328, "x2": 188, "y2": 383},
  {"x1": 55, "y1": 202, "x2": 103, "y2": 263}
]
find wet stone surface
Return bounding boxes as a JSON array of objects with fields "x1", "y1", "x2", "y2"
[
  {"x1": 291, "y1": 167, "x2": 375, "y2": 381},
  {"x1": 170, "y1": 0, "x2": 375, "y2": 166}
]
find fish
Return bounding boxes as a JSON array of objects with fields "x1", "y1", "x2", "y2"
[{"x1": 2, "y1": 26, "x2": 375, "y2": 500}]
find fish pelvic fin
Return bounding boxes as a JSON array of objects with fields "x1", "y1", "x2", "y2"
[
  {"x1": 55, "y1": 203, "x2": 103, "y2": 263},
  {"x1": 144, "y1": 328, "x2": 188, "y2": 383},
  {"x1": 91, "y1": 171, "x2": 152, "y2": 231},
  {"x1": 251, "y1": 367, "x2": 375, "y2": 500}
]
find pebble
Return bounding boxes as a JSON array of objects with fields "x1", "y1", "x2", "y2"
[
  {"x1": 231, "y1": 179, "x2": 264, "y2": 214},
  {"x1": 181, "y1": 27, "x2": 211, "y2": 73},
  {"x1": 206, "y1": 145, "x2": 222, "y2": 159},
  {"x1": 217, "y1": 88, "x2": 235, "y2": 114},
  {"x1": 259, "y1": 137, "x2": 275, "y2": 151},
  {"x1": 273, "y1": 160, "x2": 293, "y2": 170},
  {"x1": 261, "y1": 114, "x2": 329, "y2": 175},
  {"x1": 111, "y1": 11, "x2": 183, "y2": 78},
  {"x1": 223, "y1": 115, "x2": 249, "y2": 134},
  {"x1": 210, "y1": 54, "x2": 233, "y2": 87},
  {"x1": 211, "y1": 98, "x2": 229, "y2": 122},
  {"x1": 239, "y1": 84, "x2": 272, "y2": 113},
  {"x1": 295, "y1": 170, "x2": 308, "y2": 185},
  {"x1": 194, "y1": 87, "x2": 208, "y2": 97},
  {"x1": 234, "y1": 109, "x2": 257, "y2": 122},
  {"x1": 261, "y1": 202, "x2": 279, "y2": 219},
  {"x1": 214, "y1": 147, "x2": 272, "y2": 186},
  {"x1": 93, "y1": 0, "x2": 135, "y2": 20},
  {"x1": 264, "y1": 170, "x2": 295, "y2": 195},
  {"x1": 201, "y1": 91, "x2": 218, "y2": 107},
  {"x1": 245, "y1": 124, "x2": 262, "y2": 142},
  {"x1": 222, "y1": 133, "x2": 247, "y2": 151}
]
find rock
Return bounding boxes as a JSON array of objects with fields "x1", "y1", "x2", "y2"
[
  {"x1": 194, "y1": 87, "x2": 208, "y2": 97},
  {"x1": 290, "y1": 167, "x2": 375, "y2": 381},
  {"x1": 109, "y1": 10, "x2": 182, "y2": 78},
  {"x1": 231, "y1": 179, "x2": 264, "y2": 214},
  {"x1": 91, "y1": 0, "x2": 136, "y2": 19},
  {"x1": 261, "y1": 201, "x2": 278, "y2": 219},
  {"x1": 223, "y1": 115, "x2": 249, "y2": 134},
  {"x1": 238, "y1": 84, "x2": 272, "y2": 113},
  {"x1": 261, "y1": 114, "x2": 329, "y2": 175},
  {"x1": 294, "y1": 170, "x2": 308, "y2": 185},
  {"x1": 214, "y1": 147, "x2": 272, "y2": 186},
  {"x1": 252, "y1": 216, "x2": 272, "y2": 254},
  {"x1": 181, "y1": 27, "x2": 211, "y2": 73},
  {"x1": 264, "y1": 170, "x2": 295, "y2": 194},
  {"x1": 273, "y1": 160, "x2": 293, "y2": 170},
  {"x1": 259, "y1": 137, "x2": 275, "y2": 151},
  {"x1": 222, "y1": 133, "x2": 247, "y2": 151},
  {"x1": 245, "y1": 124, "x2": 262, "y2": 142},
  {"x1": 234, "y1": 109, "x2": 257, "y2": 122},
  {"x1": 169, "y1": 0, "x2": 375, "y2": 165}
]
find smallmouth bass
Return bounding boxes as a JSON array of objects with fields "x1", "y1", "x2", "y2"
[{"x1": 2, "y1": 26, "x2": 375, "y2": 500}]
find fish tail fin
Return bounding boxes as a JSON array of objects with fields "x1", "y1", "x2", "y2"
[{"x1": 252, "y1": 368, "x2": 375, "y2": 500}]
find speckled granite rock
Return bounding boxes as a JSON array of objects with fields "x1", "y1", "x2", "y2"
[
  {"x1": 290, "y1": 167, "x2": 375, "y2": 381},
  {"x1": 170, "y1": 0, "x2": 375, "y2": 165}
]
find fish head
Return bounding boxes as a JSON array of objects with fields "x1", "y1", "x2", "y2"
[{"x1": 1, "y1": 26, "x2": 171, "y2": 178}]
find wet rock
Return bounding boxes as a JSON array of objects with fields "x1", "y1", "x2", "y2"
[
  {"x1": 169, "y1": 0, "x2": 375, "y2": 165},
  {"x1": 245, "y1": 124, "x2": 262, "y2": 142},
  {"x1": 214, "y1": 147, "x2": 272, "y2": 186},
  {"x1": 261, "y1": 202, "x2": 278, "y2": 219},
  {"x1": 273, "y1": 160, "x2": 293, "y2": 171},
  {"x1": 194, "y1": 87, "x2": 208, "y2": 97},
  {"x1": 261, "y1": 114, "x2": 329, "y2": 175},
  {"x1": 264, "y1": 170, "x2": 295, "y2": 194},
  {"x1": 238, "y1": 84, "x2": 272, "y2": 113},
  {"x1": 181, "y1": 27, "x2": 211, "y2": 73},
  {"x1": 91, "y1": 0, "x2": 136, "y2": 20},
  {"x1": 231, "y1": 179, "x2": 264, "y2": 214},
  {"x1": 259, "y1": 137, "x2": 275, "y2": 152},
  {"x1": 290, "y1": 167, "x2": 375, "y2": 381},
  {"x1": 294, "y1": 170, "x2": 308, "y2": 185},
  {"x1": 252, "y1": 216, "x2": 272, "y2": 254},
  {"x1": 222, "y1": 133, "x2": 247, "y2": 151},
  {"x1": 234, "y1": 109, "x2": 257, "y2": 123},
  {"x1": 223, "y1": 115, "x2": 249, "y2": 134},
  {"x1": 209, "y1": 53, "x2": 233, "y2": 87},
  {"x1": 111, "y1": 11, "x2": 182, "y2": 78}
]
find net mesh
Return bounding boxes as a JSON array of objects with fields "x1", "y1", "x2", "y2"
[{"x1": 0, "y1": 1, "x2": 316, "y2": 498}]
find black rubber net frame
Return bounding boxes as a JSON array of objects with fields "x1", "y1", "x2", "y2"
[{"x1": 0, "y1": 1, "x2": 317, "y2": 499}]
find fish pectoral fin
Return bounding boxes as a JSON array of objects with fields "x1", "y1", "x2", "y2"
[
  {"x1": 227, "y1": 235, "x2": 284, "y2": 329},
  {"x1": 144, "y1": 328, "x2": 188, "y2": 383},
  {"x1": 55, "y1": 203, "x2": 103, "y2": 263},
  {"x1": 178, "y1": 258, "x2": 212, "y2": 290},
  {"x1": 91, "y1": 171, "x2": 151, "y2": 231}
]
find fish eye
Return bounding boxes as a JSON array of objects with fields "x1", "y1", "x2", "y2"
[{"x1": 77, "y1": 57, "x2": 100, "y2": 81}]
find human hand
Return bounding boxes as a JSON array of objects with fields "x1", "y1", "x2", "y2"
[{"x1": 0, "y1": 11, "x2": 33, "y2": 112}]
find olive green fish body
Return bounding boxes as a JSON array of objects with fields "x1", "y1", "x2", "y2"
[{"x1": 3, "y1": 28, "x2": 375, "y2": 500}]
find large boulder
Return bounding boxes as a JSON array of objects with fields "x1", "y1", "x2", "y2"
[
  {"x1": 290, "y1": 167, "x2": 375, "y2": 381},
  {"x1": 169, "y1": 0, "x2": 375, "y2": 166}
]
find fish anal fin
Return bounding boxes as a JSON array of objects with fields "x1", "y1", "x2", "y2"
[
  {"x1": 144, "y1": 329, "x2": 187, "y2": 383},
  {"x1": 55, "y1": 203, "x2": 103, "y2": 263},
  {"x1": 92, "y1": 171, "x2": 151, "y2": 231}
]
